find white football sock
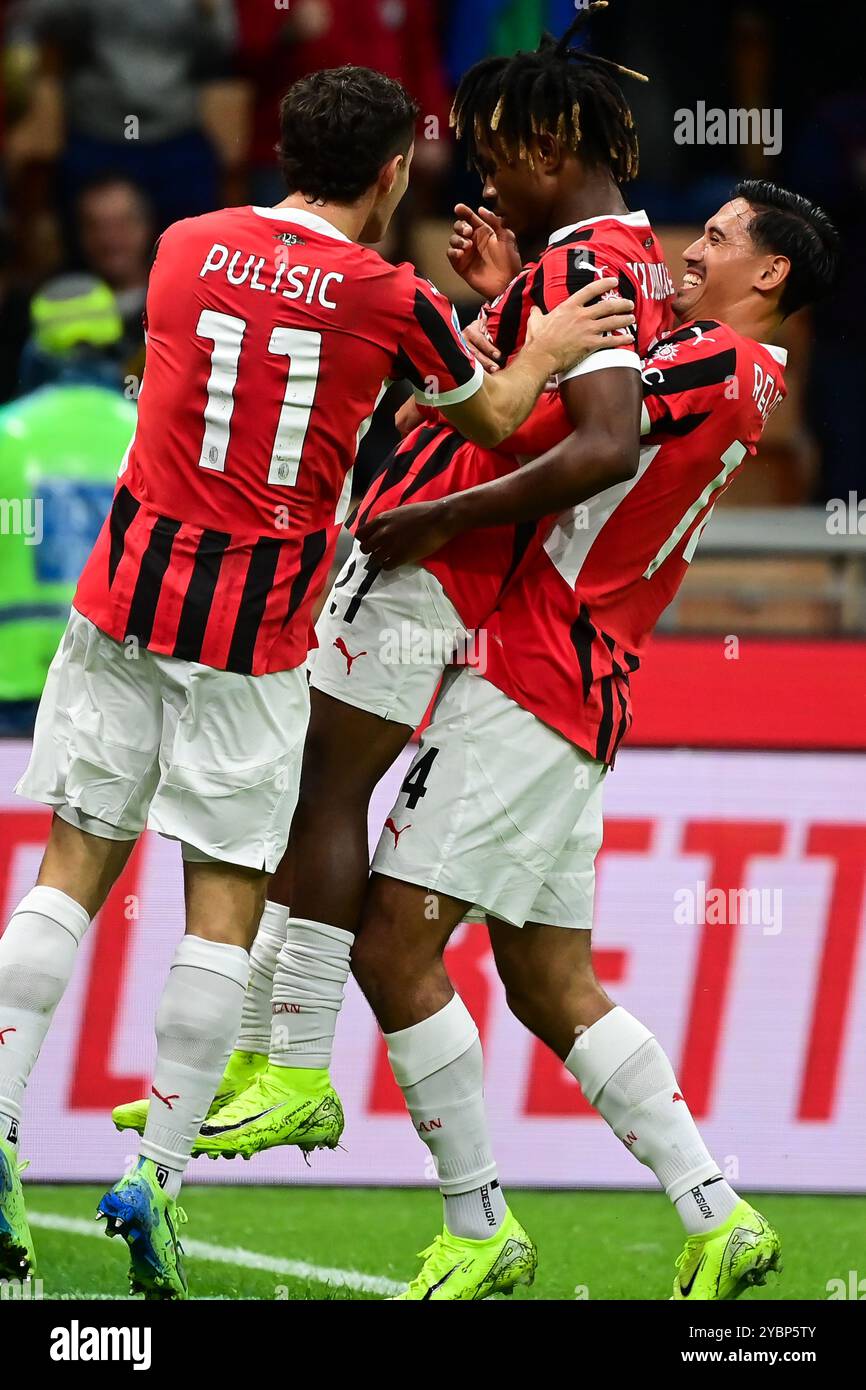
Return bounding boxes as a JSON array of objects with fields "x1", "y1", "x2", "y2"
[
  {"x1": 268, "y1": 918, "x2": 352, "y2": 1070},
  {"x1": 565, "y1": 1006, "x2": 738, "y2": 1234},
  {"x1": 235, "y1": 900, "x2": 289, "y2": 1055},
  {"x1": 386, "y1": 994, "x2": 504, "y2": 1240},
  {"x1": 0, "y1": 886, "x2": 91, "y2": 1141},
  {"x1": 139, "y1": 935, "x2": 249, "y2": 1194}
]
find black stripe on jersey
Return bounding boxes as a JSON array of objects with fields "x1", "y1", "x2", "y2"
[
  {"x1": 611, "y1": 680, "x2": 630, "y2": 761},
  {"x1": 529, "y1": 262, "x2": 547, "y2": 310},
  {"x1": 226, "y1": 536, "x2": 282, "y2": 674},
  {"x1": 124, "y1": 513, "x2": 182, "y2": 646},
  {"x1": 355, "y1": 425, "x2": 441, "y2": 529},
  {"x1": 396, "y1": 289, "x2": 477, "y2": 392},
  {"x1": 328, "y1": 558, "x2": 357, "y2": 616},
  {"x1": 172, "y1": 528, "x2": 231, "y2": 663},
  {"x1": 495, "y1": 520, "x2": 538, "y2": 603},
  {"x1": 567, "y1": 247, "x2": 597, "y2": 296},
  {"x1": 642, "y1": 347, "x2": 737, "y2": 398},
  {"x1": 398, "y1": 431, "x2": 465, "y2": 505},
  {"x1": 569, "y1": 604, "x2": 597, "y2": 702},
  {"x1": 108, "y1": 485, "x2": 141, "y2": 588},
  {"x1": 596, "y1": 674, "x2": 615, "y2": 763},
  {"x1": 493, "y1": 275, "x2": 528, "y2": 364},
  {"x1": 551, "y1": 229, "x2": 594, "y2": 250},
  {"x1": 652, "y1": 410, "x2": 711, "y2": 438},
  {"x1": 657, "y1": 320, "x2": 722, "y2": 346},
  {"x1": 285, "y1": 528, "x2": 328, "y2": 625},
  {"x1": 344, "y1": 555, "x2": 382, "y2": 625}
]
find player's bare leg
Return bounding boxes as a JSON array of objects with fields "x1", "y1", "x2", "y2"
[
  {"x1": 351, "y1": 874, "x2": 536, "y2": 1299},
  {"x1": 274, "y1": 689, "x2": 414, "y2": 933},
  {"x1": 488, "y1": 917, "x2": 781, "y2": 1298},
  {"x1": 195, "y1": 691, "x2": 415, "y2": 1157},
  {"x1": 0, "y1": 814, "x2": 136, "y2": 1277}
]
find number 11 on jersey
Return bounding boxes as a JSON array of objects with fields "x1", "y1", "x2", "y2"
[{"x1": 196, "y1": 309, "x2": 322, "y2": 487}]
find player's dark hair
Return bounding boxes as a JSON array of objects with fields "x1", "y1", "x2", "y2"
[
  {"x1": 733, "y1": 179, "x2": 840, "y2": 317},
  {"x1": 450, "y1": 0, "x2": 645, "y2": 182},
  {"x1": 278, "y1": 66, "x2": 419, "y2": 204}
]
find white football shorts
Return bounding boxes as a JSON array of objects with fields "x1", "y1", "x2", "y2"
[
  {"x1": 309, "y1": 538, "x2": 471, "y2": 729},
  {"x1": 17, "y1": 608, "x2": 308, "y2": 873},
  {"x1": 372, "y1": 666, "x2": 607, "y2": 929}
]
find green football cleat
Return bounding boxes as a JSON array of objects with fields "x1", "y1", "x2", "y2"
[
  {"x1": 0, "y1": 1135, "x2": 36, "y2": 1280},
  {"x1": 193, "y1": 1065, "x2": 344, "y2": 1160},
  {"x1": 393, "y1": 1209, "x2": 537, "y2": 1300},
  {"x1": 672, "y1": 1199, "x2": 782, "y2": 1301},
  {"x1": 112, "y1": 1048, "x2": 267, "y2": 1137},
  {"x1": 98, "y1": 1158, "x2": 188, "y2": 1300}
]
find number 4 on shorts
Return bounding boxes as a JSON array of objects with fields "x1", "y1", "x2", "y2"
[{"x1": 401, "y1": 747, "x2": 439, "y2": 810}]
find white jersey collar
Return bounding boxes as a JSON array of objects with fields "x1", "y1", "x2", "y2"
[
  {"x1": 548, "y1": 209, "x2": 650, "y2": 246},
  {"x1": 251, "y1": 206, "x2": 352, "y2": 243},
  {"x1": 761, "y1": 342, "x2": 788, "y2": 366}
]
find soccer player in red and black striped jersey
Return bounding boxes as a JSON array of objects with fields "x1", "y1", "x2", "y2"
[
  {"x1": 178, "y1": 12, "x2": 668, "y2": 1178},
  {"x1": 0, "y1": 64, "x2": 620, "y2": 1296},
  {"x1": 354, "y1": 181, "x2": 840, "y2": 1298}
]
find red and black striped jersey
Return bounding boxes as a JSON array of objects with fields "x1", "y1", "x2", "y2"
[
  {"x1": 354, "y1": 211, "x2": 674, "y2": 632},
  {"x1": 74, "y1": 205, "x2": 482, "y2": 674},
  {"x1": 481, "y1": 320, "x2": 788, "y2": 762}
]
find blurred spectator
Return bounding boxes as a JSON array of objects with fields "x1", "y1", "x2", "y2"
[
  {"x1": 445, "y1": 0, "x2": 577, "y2": 88},
  {"x1": 18, "y1": 272, "x2": 125, "y2": 394},
  {"x1": 794, "y1": 91, "x2": 866, "y2": 502},
  {"x1": 235, "y1": 0, "x2": 453, "y2": 208},
  {"x1": 0, "y1": 382, "x2": 135, "y2": 733},
  {"x1": 76, "y1": 175, "x2": 152, "y2": 366},
  {"x1": 0, "y1": 221, "x2": 31, "y2": 402},
  {"x1": 7, "y1": 0, "x2": 235, "y2": 229}
]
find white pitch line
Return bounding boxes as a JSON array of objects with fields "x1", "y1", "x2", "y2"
[{"x1": 28, "y1": 1211, "x2": 404, "y2": 1298}]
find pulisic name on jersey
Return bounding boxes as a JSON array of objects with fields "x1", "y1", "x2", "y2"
[{"x1": 200, "y1": 242, "x2": 344, "y2": 310}]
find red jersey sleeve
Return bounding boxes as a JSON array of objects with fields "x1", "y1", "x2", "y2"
[
  {"x1": 537, "y1": 239, "x2": 642, "y2": 385},
  {"x1": 641, "y1": 320, "x2": 742, "y2": 435},
  {"x1": 393, "y1": 273, "x2": 484, "y2": 406}
]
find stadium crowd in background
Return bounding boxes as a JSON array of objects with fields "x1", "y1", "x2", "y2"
[{"x1": 0, "y1": 0, "x2": 862, "y2": 727}]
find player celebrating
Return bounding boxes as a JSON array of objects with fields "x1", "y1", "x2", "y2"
[
  {"x1": 167, "y1": 3, "x2": 674, "y2": 1166},
  {"x1": 0, "y1": 65, "x2": 625, "y2": 1297},
  {"x1": 350, "y1": 181, "x2": 840, "y2": 1299}
]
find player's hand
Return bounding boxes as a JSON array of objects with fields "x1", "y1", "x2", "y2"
[
  {"x1": 526, "y1": 279, "x2": 635, "y2": 375},
  {"x1": 447, "y1": 205, "x2": 521, "y2": 300},
  {"x1": 463, "y1": 317, "x2": 501, "y2": 373},
  {"x1": 357, "y1": 500, "x2": 456, "y2": 570},
  {"x1": 395, "y1": 396, "x2": 425, "y2": 436}
]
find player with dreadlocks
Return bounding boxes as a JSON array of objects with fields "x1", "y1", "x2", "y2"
[{"x1": 107, "y1": 3, "x2": 673, "y2": 1286}]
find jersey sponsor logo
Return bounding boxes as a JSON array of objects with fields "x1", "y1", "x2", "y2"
[
  {"x1": 0, "y1": 1027, "x2": 17, "y2": 1045},
  {"x1": 333, "y1": 636, "x2": 368, "y2": 674},
  {"x1": 273, "y1": 1002, "x2": 302, "y2": 1014},
  {"x1": 151, "y1": 1086, "x2": 181, "y2": 1110},
  {"x1": 418, "y1": 1117, "x2": 442, "y2": 1133},
  {"x1": 384, "y1": 817, "x2": 412, "y2": 848},
  {"x1": 672, "y1": 1091, "x2": 685, "y2": 1102}
]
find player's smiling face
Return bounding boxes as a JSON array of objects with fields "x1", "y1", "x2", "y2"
[{"x1": 675, "y1": 198, "x2": 776, "y2": 321}]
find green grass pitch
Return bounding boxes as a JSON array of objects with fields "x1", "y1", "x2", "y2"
[{"x1": 21, "y1": 1184, "x2": 865, "y2": 1300}]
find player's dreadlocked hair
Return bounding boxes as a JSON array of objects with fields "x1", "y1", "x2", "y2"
[{"x1": 450, "y1": 1, "x2": 646, "y2": 183}]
